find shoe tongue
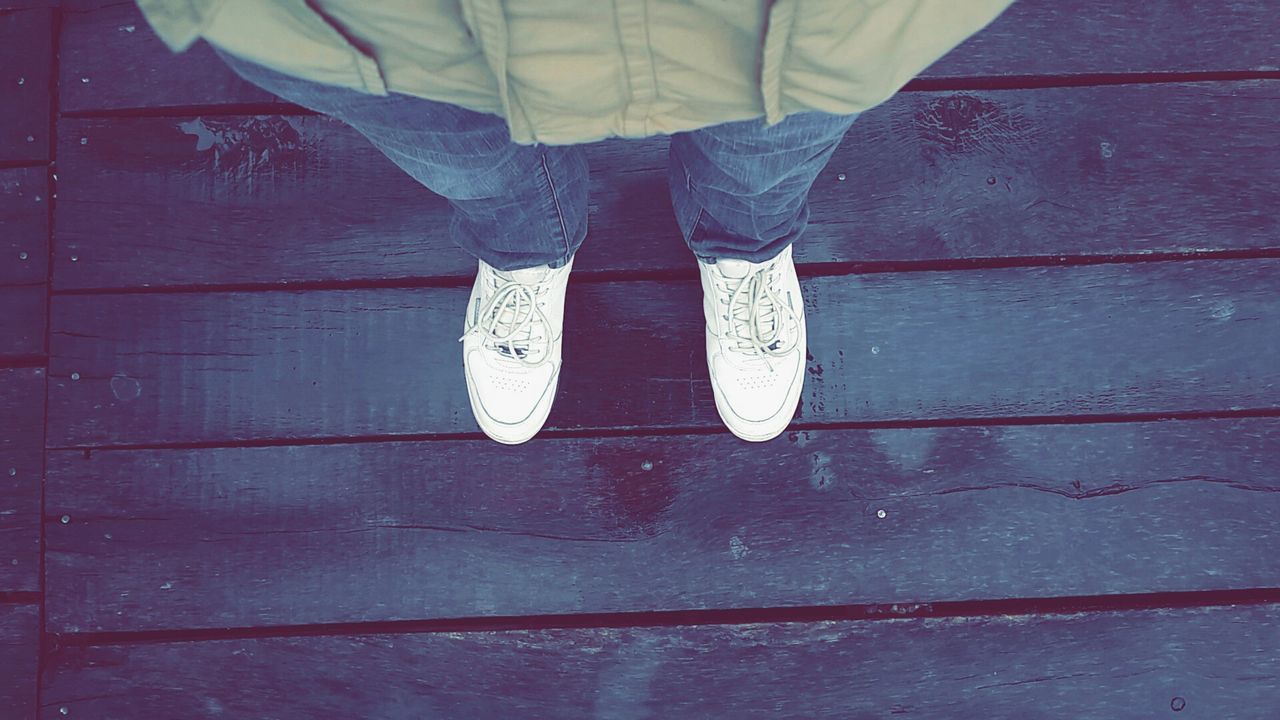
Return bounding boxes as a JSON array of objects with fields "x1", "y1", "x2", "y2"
[
  {"x1": 497, "y1": 265, "x2": 551, "y2": 284},
  {"x1": 715, "y1": 258, "x2": 753, "y2": 279}
]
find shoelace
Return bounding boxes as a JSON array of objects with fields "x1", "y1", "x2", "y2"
[
  {"x1": 716, "y1": 262, "x2": 801, "y2": 373},
  {"x1": 457, "y1": 274, "x2": 552, "y2": 367}
]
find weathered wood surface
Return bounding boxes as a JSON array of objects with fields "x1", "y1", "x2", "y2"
[
  {"x1": 0, "y1": 168, "x2": 48, "y2": 286},
  {"x1": 0, "y1": 10, "x2": 45, "y2": 692},
  {"x1": 53, "y1": 81, "x2": 1280, "y2": 290},
  {"x1": 0, "y1": 8, "x2": 52, "y2": 163},
  {"x1": 45, "y1": 418, "x2": 1280, "y2": 632},
  {"x1": 925, "y1": 0, "x2": 1280, "y2": 78},
  {"x1": 0, "y1": 286, "x2": 45, "y2": 360},
  {"x1": 0, "y1": 603, "x2": 39, "y2": 718},
  {"x1": 42, "y1": 605, "x2": 1280, "y2": 719},
  {"x1": 1, "y1": 367, "x2": 42, "y2": 592},
  {"x1": 58, "y1": 0, "x2": 1280, "y2": 113},
  {"x1": 47, "y1": 259, "x2": 1280, "y2": 446},
  {"x1": 58, "y1": 1, "x2": 279, "y2": 114}
]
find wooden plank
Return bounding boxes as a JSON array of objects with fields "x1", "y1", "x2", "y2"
[
  {"x1": 46, "y1": 259, "x2": 1280, "y2": 447},
  {"x1": 0, "y1": 286, "x2": 46, "y2": 359},
  {"x1": 58, "y1": 1, "x2": 281, "y2": 113},
  {"x1": 40, "y1": 605, "x2": 1280, "y2": 718},
  {"x1": 0, "y1": 172, "x2": 50, "y2": 372},
  {"x1": 1, "y1": 167, "x2": 49, "y2": 285},
  {"x1": 0, "y1": 604, "x2": 38, "y2": 718},
  {"x1": 55, "y1": 114, "x2": 450, "y2": 289},
  {"x1": 0, "y1": 8, "x2": 53, "y2": 162},
  {"x1": 44, "y1": 417, "x2": 1280, "y2": 631},
  {"x1": 927, "y1": 0, "x2": 1280, "y2": 78},
  {"x1": 0, "y1": 367, "x2": 42, "y2": 593},
  {"x1": 53, "y1": 81, "x2": 1280, "y2": 290},
  {"x1": 58, "y1": 1, "x2": 1280, "y2": 113}
]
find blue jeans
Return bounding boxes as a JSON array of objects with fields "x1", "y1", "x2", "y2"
[{"x1": 216, "y1": 49, "x2": 860, "y2": 271}]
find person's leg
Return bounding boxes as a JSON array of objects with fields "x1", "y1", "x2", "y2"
[
  {"x1": 667, "y1": 111, "x2": 860, "y2": 264},
  {"x1": 214, "y1": 48, "x2": 588, "y2": 271},
  {"x1": 212, "y1": 48, "x2": 583, "y2": 444},
  {"x1": 669, "y1": 111, "x2": 858, "y2": 442}
]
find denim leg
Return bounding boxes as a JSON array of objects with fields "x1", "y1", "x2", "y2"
[
  {"x1": 213, "y1": 48, "x2": 588, "y2": 271},
  {"x1": 668, "y1": 111, "x2": 860, "y2": 264}
]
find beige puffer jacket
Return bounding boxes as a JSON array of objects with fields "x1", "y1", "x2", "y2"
[{"x1": 137, "y1": 0, "x2": 1016, "y2": 146}]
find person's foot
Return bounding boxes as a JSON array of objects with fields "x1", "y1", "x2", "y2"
[
  {"x1": 697, "y1": 244, "x2": 806, "y2": 442},
  {"x1": 458, "y1": 256, "x2": 573, "y2": 444}
]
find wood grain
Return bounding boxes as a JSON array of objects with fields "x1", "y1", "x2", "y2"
[
  {"x1": 926, "y1": 0, "x2": 1280, "y2": 78},
  {"x1": 0, "y1": 8, "x2": 53, "y2": 162},
  {"x1": 46, "y1": 259, "x2": 1280, "y2": 447},
  {"x1": 44, "y1": 417, "x2": 1280, "y2": 631},
  {"x1": 42, "y1": 605, "x2": 1280, "y2": 718},
  {"x1": 0, "y1": 367, "x2": 43, "y2": 592},
  {"x1": 0, "y1": 603, "x2": 38, "y2": 718},
  {"x1": 52, "y1": 82, "x2": 1280, "y2": 290},
  {"x1": 58, "y1": 0, "x2": 1280, "y2": 112},
  {"x1": 58, "y1": 1, "x2": 280, "y2": 113},
  {"x1": 1, "y1": 167, "x2": 48, "y2": 285},
  {"x1": 0, "y1": 285, "x2": 45, "y2": 360}
]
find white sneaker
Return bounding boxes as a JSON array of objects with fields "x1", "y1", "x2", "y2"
[
  {"x1": 458, "y1": 256, "x2": 574, "y2": 444},
  {"x1": 697, "y1": 244, "x2": 806, "y2": 442}
]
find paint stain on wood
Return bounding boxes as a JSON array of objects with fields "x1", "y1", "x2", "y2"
[
  {"x1": 909, "y1": 93, "x2": 1042, "y2": 158},
  {"x1": 584, "y1": 446, "x2": 677, "y2": 540},
  {"x1": 109, "y1": 373, "x2": 141, "y2": 402},
  {"x1": 178, "y1": 116, "x2": 319, "y2": 191},
  {"x1": 869, "y1": 428, "x2": 938, "y2": 473},
  {"x1": 809, "y1": 450, "x2": 835, "y2": 492}
]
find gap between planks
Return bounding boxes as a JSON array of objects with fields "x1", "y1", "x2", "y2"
[
  {"x1": 39, "y1": 407, "x2": 1280, "y2": 453},
  {"x1": 45, "y1": 248, "x2": 1280, "y2": 297},
  {"x1": 53, "y1": 70, "x2": 1280, "y2": 120},
  {"x1": 47, "y1": 587, "x2": 1280, "y2": 648}
]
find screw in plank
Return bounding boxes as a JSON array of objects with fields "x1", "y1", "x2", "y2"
[
  {"x1": 81, "y1": 77, "x2": 90, "y2": 83},
  {"x1": 17, "y1": 77, "x2": 24, "y2": 85},
  {"x1": 18, "y1": 251, "x2": 27, "y2": 261},
  {"x1": 876, "y1": 509, "x2": 887, "y2": 519},
  {"x1": 1171, "y1": 697, "x2": 1186, "y2": 712},
  {"x1": 7, "y1": 468, "x2": 15, "y2": 477},
  {"x1": 70, "y1": 372, "x2": 80, "y2": 381},
  {"x1": 641, "y1": 460, "x2": 653, "y2": 471},
  {"x1": 80, "y1": 137, "x2": 88, "y2": 145},
  {"x1": 59, "y1": 707, "x2": 68, "y2": 715},
  {"x1": 836, "y1": 173, "x2": 846, "y2": 181},
  {"x1": 70, "y1": 255, "x2": 78, "y2": 262},
  {"x1": 60, "y1": 515, "x2": 70, "y2": 524},
  {"x1": 25, "y1": 135, "x2": 33, "y2": 143}
]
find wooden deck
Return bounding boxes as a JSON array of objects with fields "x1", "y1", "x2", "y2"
[{"x1": 3, "y1": 1, "x2": 1280, "y2": 717}]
